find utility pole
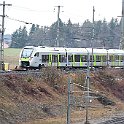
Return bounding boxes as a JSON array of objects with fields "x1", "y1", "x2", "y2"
[
  {"x1": 67, "y1": 78, "x2": 72, "y2": 124},
  {"x1": 91, "y1": 6, "x2": 95, "y2": 70},
  {"x1": 120, "y1": 0, "x2": 124, "y2": 49},
  {"x1": 54, "y1": 5, "x2": 63, "y2": 47},
  {"x1": 84, "y1": 48, "x2": 90, "y2": 124},
  {"x1": 0, "y1": 1, "x2": 12, "y2": 70}
]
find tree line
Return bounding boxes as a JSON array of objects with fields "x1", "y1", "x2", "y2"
[{"x1": 10, "y1": 18, "x2": 122, "y2": 49}]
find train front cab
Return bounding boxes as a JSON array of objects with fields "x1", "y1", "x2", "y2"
[{"x1": 19, "y1": 46, "x2": 34, "y2": 68}]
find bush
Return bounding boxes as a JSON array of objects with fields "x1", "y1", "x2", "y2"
[{"x1": 42, "y1": 67, "x2": 65, "y2": 87}]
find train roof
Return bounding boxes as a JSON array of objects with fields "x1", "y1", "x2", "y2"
[
  {"x1": 34, "y1": 47, "x2": 66, "y2": 54},
  {"x1": 86, "y1": 48, "x2": 107, "y2": 54},
  {"x1": 66, "y1": 48, "x2": 87, "y2": 54},
  {"x1": 107, "y1": 49, "x2": 124, "y2": 54},
  {"x1": 66, "y1": 48, "x2": 108, "y2": 54},
  {"x1": 23, "y1": 46, "x2": 124, "y2": 55},
  {"x1": 23, "y1": 46, "x2": 35, "y2": 49}
]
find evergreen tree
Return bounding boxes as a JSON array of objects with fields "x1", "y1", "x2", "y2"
[
  {"x1": 20, "y1": 26, "x2": 28, "y2": 47},
  {"x1": 100, "y1": 19, "x2": 110, "y2": 48},
  {"x1": 10, "y1": 30, "x2": 19, "y2": 48},
  {"x1": 82, "y1": 19, "x2": 92, "y2": 47},
  {"x1": 108, "y1": 18, "x2": 116, "y2": 48},
  {"x1": 28, "y1": 24, "x2": 36, "y2": 46},
  {"x1": 29, "y1": 24, "x2": 36, "y2": 35},
  {"x1": 10, "y1": 26, "x2": 28, "y2": 48},
  {"x1": 49, "y1": 19, "x2": 66, "y2": 47},
  {"x1": 10, "y1": 18, "x2": 121, "y2": 48},
  {"x1": 66, "y1": 19, "x2": 74, "y2": 47}
]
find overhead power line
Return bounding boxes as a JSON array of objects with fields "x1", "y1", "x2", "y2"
[
  {"x1": 5, "y1": 15, "x2": 33, "y2": 24},
  {"x1": 12, "y1": 5, "x2": 51, "y2": 13}
]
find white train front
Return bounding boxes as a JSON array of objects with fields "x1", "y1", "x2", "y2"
[{"x1": 19, "y1": 46, "x2": 124, "y2": 69}]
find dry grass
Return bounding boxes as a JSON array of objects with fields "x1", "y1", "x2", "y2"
[
  {"x1": 22, "y1": 117, "x2": 66, "y2": 124},
  {"x1": 21, "y1": 105, "x2": 124, "y2": 124}
]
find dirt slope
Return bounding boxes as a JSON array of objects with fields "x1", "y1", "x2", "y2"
[{"x1": 0, "y1": 68, "x2": 124, "y2": 124}]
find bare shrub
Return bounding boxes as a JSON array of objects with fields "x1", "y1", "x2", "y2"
[
  {"x1": 98, "y1": 69, "x2": 116, "y2": 85},
  {"x1": 42, "y1": 67, "x2": 65, "y2": 87},
  {"x1": 73, "y1": 73, "x2": 86, "y2": 86}
]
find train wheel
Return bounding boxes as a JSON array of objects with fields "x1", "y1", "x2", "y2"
[{"x1": 38, "y1": 64, "x2": 42, "y2": 70}]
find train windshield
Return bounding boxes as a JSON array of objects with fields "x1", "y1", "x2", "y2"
[{"x1": 21, "y1": 48, "x2": 33, "y2": 58}]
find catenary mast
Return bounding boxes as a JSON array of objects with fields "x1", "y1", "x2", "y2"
[
  {"x1": 0, "y1": 1, "x2": 12, "y2": 70},
  {"x1": 120, "y1": 0, "x2": 124, "y2": 49}
]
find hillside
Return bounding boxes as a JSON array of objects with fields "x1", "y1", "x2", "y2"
[{"x1": 0, "y1": 68, "x2": 124, "y2": 124}]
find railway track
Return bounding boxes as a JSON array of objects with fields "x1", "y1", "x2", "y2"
[
  {"x1": 0, "y1": 70, "x2": 43, "y2": 76},
  {"x1": 98, "y1": 117, "x2": 124, "y2": 124},
  {"x1": 0, "y1": 67, "x2": 123, "y2": 75},
  {"x1": 0, "y1": 68, "x2": 87, "y2": 74}
]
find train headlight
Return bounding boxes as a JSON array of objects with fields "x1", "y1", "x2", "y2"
[{"x1": 29, "y1": 57, "x2": 33, "y2": 61}]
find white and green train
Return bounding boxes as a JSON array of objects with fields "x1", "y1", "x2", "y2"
[{"x1": 19, "y1": 46, "x2": 124, "y2": 69}]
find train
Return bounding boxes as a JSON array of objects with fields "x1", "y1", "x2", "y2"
[{"x1": 19, "y1": 46, "x2": 124, "y2": 69}]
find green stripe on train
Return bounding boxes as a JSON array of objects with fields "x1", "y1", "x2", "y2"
[
  {"x1": 93, "y1": 54, "x2": 96, "y2": 66},
  {"x1": 21, "y1": 58, "x2": 30, "y2": 61},
  {"x1": 73, "y1": 54, "x2": 75, "y2": 66},
  {"x1": 49, "y1": 53, "x2": 52, "y2": 66}
]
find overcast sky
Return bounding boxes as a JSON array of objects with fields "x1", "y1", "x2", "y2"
[{"x1": 0, "y1": 0, "x2": 122, "y2": 34}]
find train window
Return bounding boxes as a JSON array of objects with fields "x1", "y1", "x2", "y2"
[
  {"x1": 115, "y1": 55, "x2": 119, "y2": 61},
  {"x1": 68, "y1": 55, "x2": 73, "y2": 62},
  {"x1": 62, "y1": 55, "x2": 66, "y2": 62},
  {"x1": 21, "y1": 48, "x2": 33, "y2": 58},
  {"x1": 52, "y1": 55, "x2": 58, "y2": 62},
  {"x1": 34, "y1": 52, "x2": 39, "y2": 57},
  {"x1": 59, "y1": 55, "x2": 66, "y2": 62},
  {"x1": 96, "y1": 55, "x2": 101, "y2": 62},
  {"x1": 90, "y1": 55, "x2": 93, "y2": 62},
  {"x1": 119, "y1": 55, "x2": 124, "y2": 62},
  {"x1": 109, "y1": 55, "x2": 114, "y2": 62},
  {"x1": 90, "y1": 55, "x2": 91, "y2": 60},
  {"x1": 75, "y1": 55, "x2": 80, "y2": 62},
  {"x1": 42, "y1": 55, "x2": 49, "y2": 62},
  {"x1": 123, "y1": 56, "x2": 124, "y2": 61},
  {"x1": 82, "y1": 55, "x2": 87, "y2": 62},
  {"x1": 102, "y1": 55, "x2": 107, "y2": 62}
]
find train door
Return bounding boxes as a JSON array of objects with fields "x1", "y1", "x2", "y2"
[
  {"x1": 119, "y1": 55, "x2": 124, "y2": 66},
  {"x1": 32, "y1": 52, "x2": 40, "y2": 67},
  {"x1": 109, "y1": 55, "x2": 115, "y2": 67},
  {"x1": 48, "y1": 53, "x2": 58, "y2": 67},
  {"x1": 75, "y1": 55, "x2": 80, "y2": 67},
  {"x1": 58, "y1": 54, "x2": 67, "y2": 67},
  {"x1": 42, "y1": 54, "x2": 49, "y2": 67},
  {"x1": 52, "y1": 54, "x2": 58, "y2": 66},
  {"x1": 68, "y1": 54, "x2": 73, "y2": 67}
]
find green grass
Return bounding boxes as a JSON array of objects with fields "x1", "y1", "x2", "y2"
[
  {"x1": 4, "y1": 48, "x2": 22, "y2": 69},
  {"x1": 4, "y1": 48, "x2": 21, "y2": 57}
]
